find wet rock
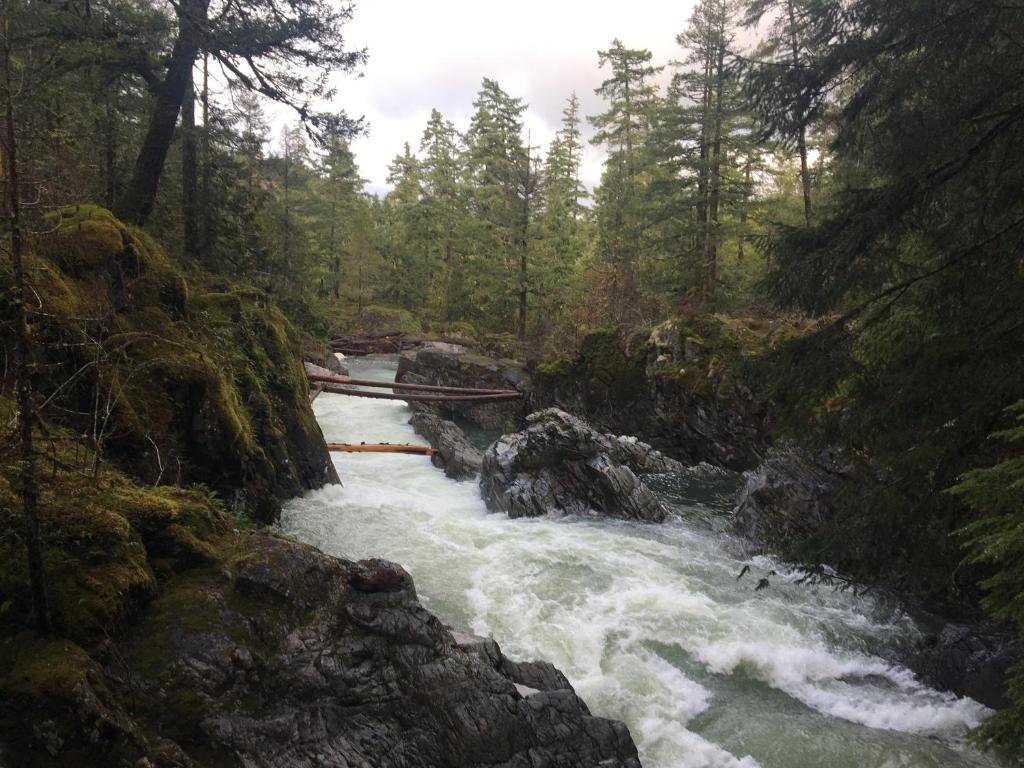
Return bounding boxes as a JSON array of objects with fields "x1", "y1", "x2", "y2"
[
  {"x1": 452, "y1": 632, "x2": 575, "y2": 694},
  {"x1": 732, "y1": 445, "x2": 850, "y2": 545},
  {"x1": 480, "y1": 408, "x2": 678, "y2": 522},
  {"x1": 397, "y1": 348, "x2": 528, "y2": 436},
  {"x1": 46, "y1": 534, "x2": 641, "y2": 768},
  {"x1": 409, "y1": 412, "x2": 484, "y2": 480},
  {"x1": 325, "y1": 352, "x2": 349, "y2": 375},
  {"x1": 909, "y1": 623, "x2": 1024, "y2": 710}
]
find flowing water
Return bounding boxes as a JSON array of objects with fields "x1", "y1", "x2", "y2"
[{"x1": 282, "y1": 355, "x2": 1000, "y2": 768}]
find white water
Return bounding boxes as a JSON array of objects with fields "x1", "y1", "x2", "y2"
[{"x1": 282, "y1": 356, "x2": 1000, "y2": 768}]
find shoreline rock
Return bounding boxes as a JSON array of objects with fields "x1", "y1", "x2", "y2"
[
  {"x1": 409, "y1": 412, "x2": 484, "y2": 480},
  {"x1": 1, "y1": 534, "x2": 641, "y2": 768},
  {"x1": 731, "y1": 444, "x2": 851, "y2": 546},
  {"x1": 480, "y1": 408, "x2": 681, "y2": 522}
]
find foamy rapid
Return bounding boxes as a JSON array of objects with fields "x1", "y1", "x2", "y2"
[{"x1": 281, "y1": 356, "x2": 1000, "y2": 768}]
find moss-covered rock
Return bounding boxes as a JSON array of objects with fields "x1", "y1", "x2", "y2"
[
  {"x1": 3, "y1": 206, "x2": 336, "y2": 524},
  {"x1": 530, "y1": 315, "x2": 807, "y2": 470}
]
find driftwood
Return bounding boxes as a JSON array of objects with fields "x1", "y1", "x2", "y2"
[
  {"x1": 326, "y1": 443, "x2": 437, "y2": 456},
  {"x1": 318, "y1": 384, "x2": 522, "y2": 403},
  {"x1": 306, "y1": 373, "x2": 517, "y2": 396}
]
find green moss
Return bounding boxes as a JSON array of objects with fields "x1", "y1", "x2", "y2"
[
  {"x1": 536, "y1": 355, "x2": 573, "y2": 377},
  {"x1": 0, "y1": 633, "x2": 102, "y2": 699}
]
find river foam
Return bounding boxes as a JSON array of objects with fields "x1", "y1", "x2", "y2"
[{"x1": 282, "y1": 355, "x2": 1000, "y2": 768}]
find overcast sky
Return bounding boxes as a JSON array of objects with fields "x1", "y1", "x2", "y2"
[{"x1": 299, "y1": 0, "x2": 703, "y2": 196}]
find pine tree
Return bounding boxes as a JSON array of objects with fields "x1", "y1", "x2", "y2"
[
  {"x1": 741, "y1": 0, "x2": 822, "y2": 225},
  {"x1": 419, "y1": 109, "x2": 467, "y2": 319},
  {"x1": 382, "y1": 143, "x2": 428, "y2": 309},
  {"x1": 464, "y1": 78, "x2": 529, "y2": 332},
  {"x1": 536, "y1": 93, "x2": 589, "y2": 329},
  {"x1": 589, "y1": 40, "x2": 662, "y2": 317}
]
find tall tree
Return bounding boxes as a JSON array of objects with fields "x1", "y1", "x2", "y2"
[
  {"x1": 741, "y1": 0, "x2": 820, "y2": 225},
  {"x1": 536, "y1": 93, "x2": 588, "y2": 324},
  {"x1": 589, "y1": 40, "x2": 662, "y2": 315},
  {"x1": 464, "y1": 78, "x2": 529, "y2": 331},
  {"x1": 419, "y1": 109, "x2": 466, "y2": 319},
  {"x1": 116, "y1": 0, "x2": 366, "y2": 226},
  {"x1": 1, "y1": 0, "x2": 52, "y2": 633}
]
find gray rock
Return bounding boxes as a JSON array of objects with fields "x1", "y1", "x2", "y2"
[
  {"x1": 732, "y1": 445, "x2": 850, "y2": 545},
  {"x1": 451, "y1": 631, "x2": 575, "y2": 694},
  {"x1": 396, "y1": 349, "x2": 528, "y2": 436},
  {"x1": 480, "y1": 408, "x2": 676, "y2": 522},
  {"x1": 101, "y1": 536, "x2": 641, "y2": 768},
  {"x1": 908, "y1": 623, "x2": 1024, "y2": 710},
  {"x1": 409, "y1": 412, "x2": 484, "y2": 480}
]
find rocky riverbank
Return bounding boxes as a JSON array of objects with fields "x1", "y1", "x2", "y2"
[
  {"x1": 394, "y1": 322, "x2": 1024, "y2": 723},
  {"x1": 0, "y1": 208, "x2": 640, "y2": 768}
]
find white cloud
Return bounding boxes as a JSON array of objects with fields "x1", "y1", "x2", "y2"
[{"x1": 269, "y1": 0, "x2": 703, "y2": 194}]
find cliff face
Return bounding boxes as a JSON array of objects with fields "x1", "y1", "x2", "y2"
[{"x1": 530, "y1": 319, "x2": 787, "y2": 471}]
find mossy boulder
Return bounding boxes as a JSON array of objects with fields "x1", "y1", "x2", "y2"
[{"x1": 3, "y1": 206, "x2": 336, "y2": 524}]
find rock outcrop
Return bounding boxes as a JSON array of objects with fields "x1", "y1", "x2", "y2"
[
  {"x1": 0, "y1": 533, "x2": 640, "y2": 768},
  {"x1": 480, "y1": 408, "x2": 682, "y2": 522},
  {"x1": 908, "y1": 623, "x2": 1024, "y2": 710},
  {"x1": 17, "y1": 205, "x2": 338, "y2": 524},
  {"x1": 396, "y1": 348, "x2": 528, "y2": 436},
  {"x1": 731, "y1": 445, "x2": 851, "y2": 546},
  {"x1": 409, "y1": 412, "x2": 484, "y2": 480},
  {"x1": 531, "y1": 320, "x2": 786, "y2": 471}
]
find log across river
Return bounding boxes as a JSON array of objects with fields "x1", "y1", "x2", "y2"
[{"x1": 283, "y1": 355, "x2": 1000, "y2": 768}]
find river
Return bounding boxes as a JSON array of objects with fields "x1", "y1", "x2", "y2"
[{"x1": 282, "y1": 355, "x2": 999, "y2": 768}]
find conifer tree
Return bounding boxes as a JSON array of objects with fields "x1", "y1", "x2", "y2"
[
  {"x1": 589, "y1": 40, "x2": 662, "y2": 316},
  {"x1": 419, "y1": 109, "x2": 467, "y2": 319}
]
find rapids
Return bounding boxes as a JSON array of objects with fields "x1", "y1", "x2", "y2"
[{"x1": 282, "y1": 355, "x2": 1000, "y2": 768}]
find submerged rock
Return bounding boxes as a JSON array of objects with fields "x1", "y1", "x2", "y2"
[
  {"x1": 409, "y1": 412, "x2": 484, "y2": 480},
  {"x1": 480, "y1": 408, "x2": 681, "y2": 522}
]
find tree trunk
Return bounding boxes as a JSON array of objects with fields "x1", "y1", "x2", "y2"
[
  {"x1": 102, "y1": 91, "x2": 118, "y2": 209},
  {"x1": 738, "y1": 158, "x2": 751, "y2": 261},
  {"x1": 200, "y1": 52, "x2": 212, "y2": 253},
  {"x1": 705, "y1": 29, "x2": 726, "y2": 303},
  {"x1": 787, "y1": 0, "x2": 813, "y2": 225},
  {"x1": 2, "y1": 28, "x2": 51, "y2": 634},
  {"x1": 115, "y1": 0, "x2": 209, "y2": 225},
  {"x1": 182, "y1": 75, "x2": 200, "y2": 257}
]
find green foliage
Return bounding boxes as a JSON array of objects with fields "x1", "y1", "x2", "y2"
[{"x1": 954, "y1": 403, "x2": 1024, "y2": 763}]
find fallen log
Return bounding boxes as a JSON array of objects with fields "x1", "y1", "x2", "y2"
[
  {"x1": 326, "y1": 443, "x2": 437, "y2": 456},
  {"x1": 318, "y1": 384, "x2": 522, "y2": 403},
  {"x1": 307, "y1": 373, "x2": 516, "y2": 396}
]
